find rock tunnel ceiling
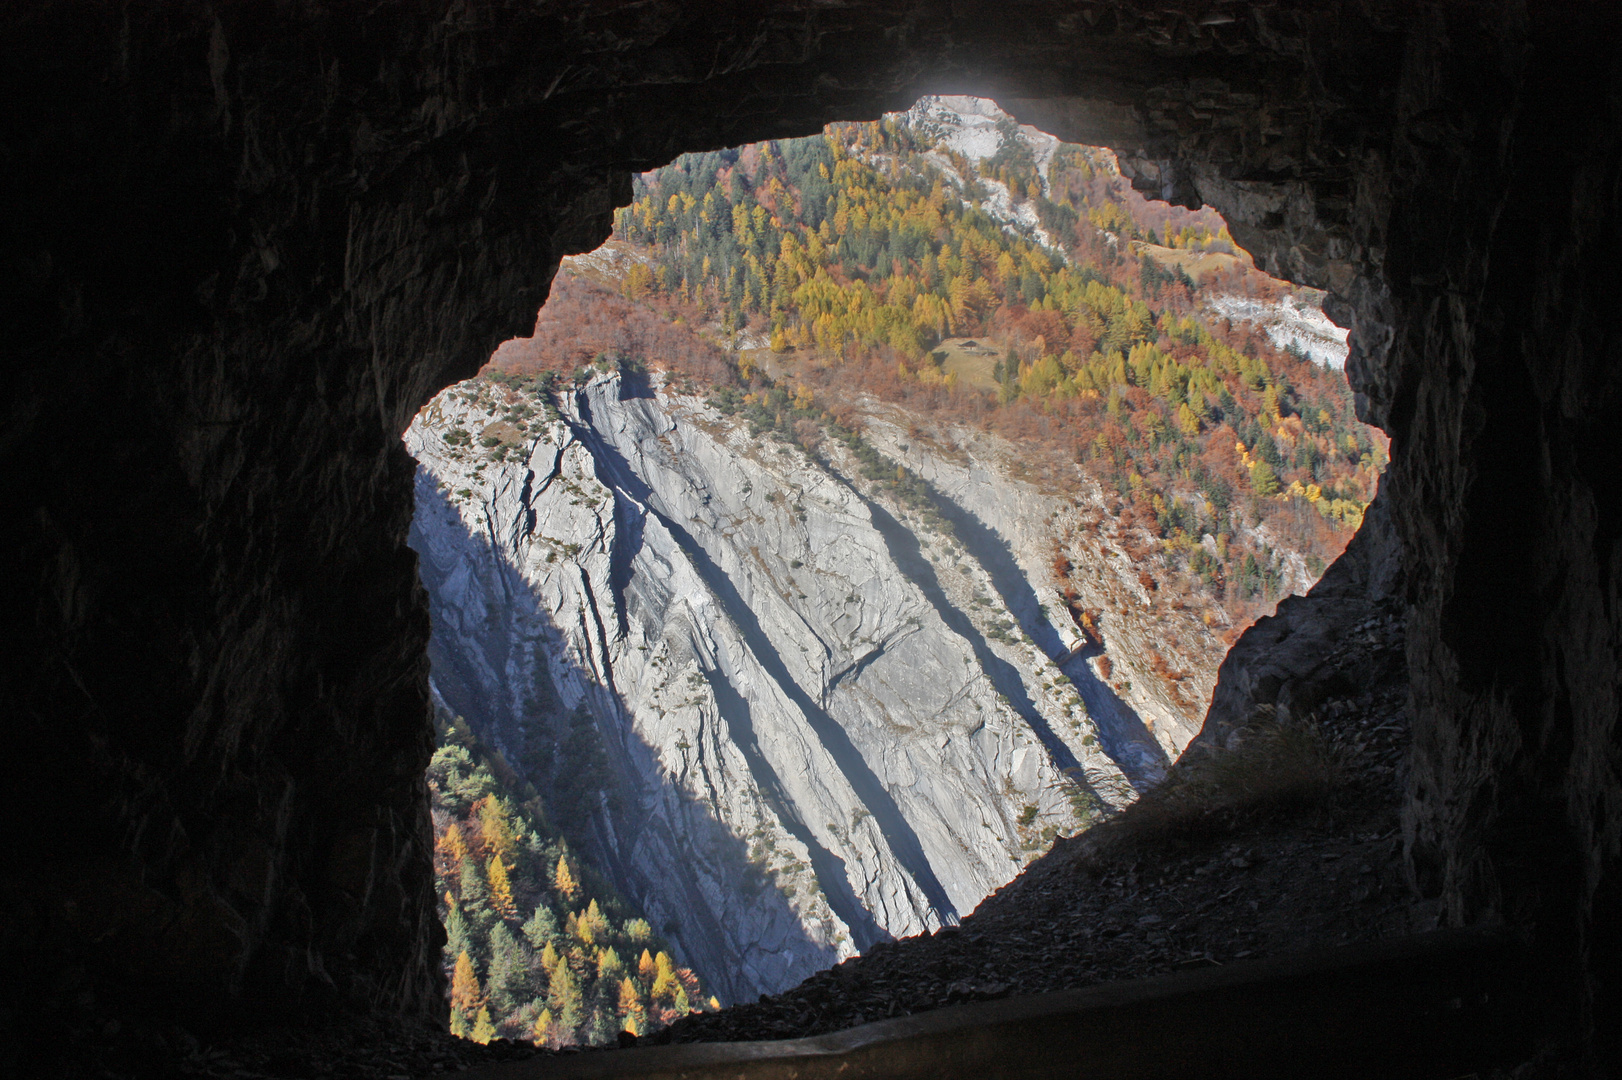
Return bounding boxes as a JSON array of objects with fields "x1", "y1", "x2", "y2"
[{"x1": 3, "y1": 0, "x2": 1619, "y2": 1071}]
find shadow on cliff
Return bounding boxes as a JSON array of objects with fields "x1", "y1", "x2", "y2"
[
  {"x1": 850, "y1": 492, "x2": 1113, "y2": 811},
  {"x1": 410, "y1": 475, "x2": 832, "y2": 1005},
  {"x1": 572, "y1": 382, "x2": 947, "y2": 936},
  {"x1": 919, "y1": 488, "x2": 1169, "y2": 788}
]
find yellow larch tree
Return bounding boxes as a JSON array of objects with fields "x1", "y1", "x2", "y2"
[
  {"x1": 487, "y1": 853, "x2": 516, "y2": 919},
  {"x1": 474, "y1": 796, "x2": 517, "y2": 863},
  {"x1": 637, "y1": 948, "x2": 657, "y2": 985},
  {"x1": 617, "y1": 976, "x2": 646, "y2": 1028},
  {"x1": 471, "y1": 1006, "x2": 496, "y2": 1044},
  {"x1": 450, "y1": 950, "x2": 484, "y2": 1015},
  {"x1": 555, "y1": 853, "x2": 580, "y2": 902},
  {"x1": 584, "y1": 898, "x2": 611, "y2": 937},
  {"x1": 438, "y1": 822, "x2": 468, "y2": 865},
  {"x1": 651, "y1": 951, "x2": 680, "y2": 1003}
]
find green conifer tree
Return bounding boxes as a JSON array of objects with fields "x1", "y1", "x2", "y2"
[
  {"x1": 585, "y1": 1004, "x2": 617, "y2": 1046},
  {"x1": 444, "y1": 899, "x2": 472, "y2": 960},
  {"x1": 487, "y1": 923, "x2": 531, "y2": 1012},
  {"x1": 460, "y1": 857, "x2": 489, "y2": 910},
  {"x1": 1249, "y1": 458, "x2": 1280, "y2": 497},
  {"x1": 548, "y1": 961, "x2": 581, "y2": 1025},
  {"x1": 558, "y1": 981, "x2": 586, "y2": 1041},
  {"x1": 522, "y1": 903, "x2": 559, "y2": 949}
]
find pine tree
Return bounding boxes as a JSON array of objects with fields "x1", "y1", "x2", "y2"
[
  {"x1": 1249, "y1": 458, "x2": 1280, "y2": 497},
  {"x1": 488, "y1": 853, "x2": 517, "y2": 919},
  {"x1": 585, "y1": 1005, "x2": 617, "y2": 1046},
  {"x1": 444, "y1": 899, "x2": 472, "y2": 960},
  {"x1": 471, "y1": 1006, "x2": 496, "y2": 1044},
  {"x1": 551, "y1": 962, "x2": 585, "y2": 1040},
  {"x1": 450, "y1": 951, "x2": 485, "y2": 1016},
  {"x1": 560, "y1": 997, "x2": 585, "y2": 1043},
  {"x1": 522, "y1": 903, "x2": 559, "y2": 949},
  {"x1": 449, "y1": 1007, "x2": 469, "y2": 1039},
  {"x1": 638, "y1": 949, "x2": 657, "y2": 985},
  {"x1": 540, "y1": 940, "x2": 561, "y2": 974},
  {"x1": 460, "y1": 857, "x2": 489, "y2": 910},
  {"x1": 548, "y1": 960, "x2": 580, "y2": 1017},
  {"x1": 487, "y1": 923, "x2": 530, "y2": 1011}
]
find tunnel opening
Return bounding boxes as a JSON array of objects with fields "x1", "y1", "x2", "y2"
[
  {"x1": 403, "y1": 95, "x2": 1394, "y2": 1053},
  {"x1": 6, "y1": 3, "x2": 1620, "y2": 1076}
]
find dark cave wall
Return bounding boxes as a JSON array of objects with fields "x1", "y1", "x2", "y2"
[
  {"x1": 1385, "y1": 15, "x2": 1622, "y2": 1063},
  {"x1": 2, "y1": 0, "x2": 1618, "y2": 1066}
]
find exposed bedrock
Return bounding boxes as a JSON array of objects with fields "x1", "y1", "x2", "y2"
[
  {"x1": 3, "y1": 0, "x2": 1619, "y2": 1069},
  {"x1": 406, "y1": 375, "x2": 1133, "y2": 1003}
]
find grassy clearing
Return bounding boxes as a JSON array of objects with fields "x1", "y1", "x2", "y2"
[
  {"x1": 932, "y1": 337, "x2": 1004, "y2": 391},
  {"x1": 1132, "y1": 241, "x2": 1249, "y2": 284}
]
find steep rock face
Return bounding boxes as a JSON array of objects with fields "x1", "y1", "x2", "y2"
[
  {"x1": 858, "y1": 411, "x2": 1222, "y2": 765},
  {"x1": 7, "y1": 2, "x2": 1621, "y2": 1067},
  {"x1": 405, "y1": 373, "x2": 1131, "y2": 1000}
]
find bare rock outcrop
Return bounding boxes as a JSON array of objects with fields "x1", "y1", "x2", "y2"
[{"x1": 405, "y1": 373, "x2": 1134, "y2": 1002}]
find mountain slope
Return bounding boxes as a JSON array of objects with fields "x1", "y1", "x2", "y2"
[
  {"x1": 407, "y1": 370, "x2": 1135, "y2": 1007},
  {"x1": 595, "y1": 97, "x2": 1382, "y2": 636}
]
